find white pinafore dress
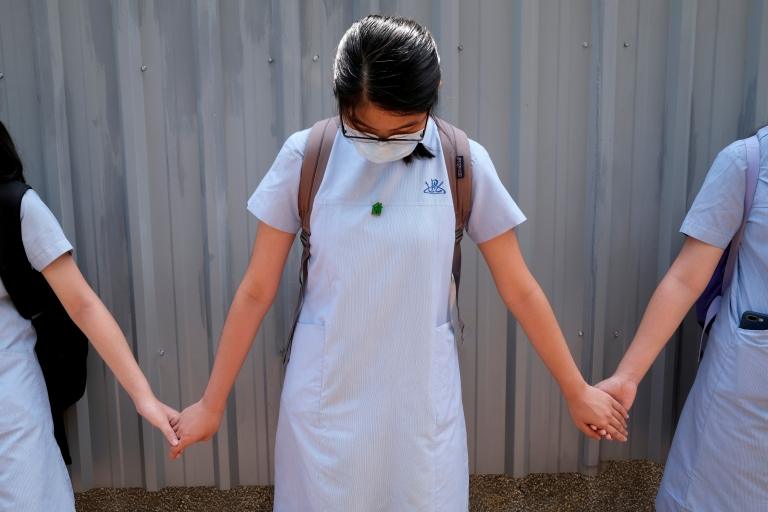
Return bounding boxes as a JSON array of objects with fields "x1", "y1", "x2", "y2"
[
  {"x1": 247, "y1": 119, "x2": 525, "y2": 511},
  {"x1": 0, "y1": 190, "x2": 75, "y2": 511},
  {"x1": 656, "y1": 127, "x2": 768, "y2": 511}
]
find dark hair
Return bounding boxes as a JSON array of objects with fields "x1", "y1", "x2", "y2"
[
  {"x1": 0, "y1": 120, "x2": 25, "y2": 183},
  {"x1": 333, "y1": 15, "x2": 440, "y2": 163}
]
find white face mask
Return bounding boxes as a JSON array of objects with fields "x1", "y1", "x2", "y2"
[{"x1": 345, "y1": 127, "x2": 423, "y2": 164}]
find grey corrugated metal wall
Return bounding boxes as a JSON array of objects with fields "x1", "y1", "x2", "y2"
[{"x1": 0, "y1": 0, "x2": 765, "y2": 491}]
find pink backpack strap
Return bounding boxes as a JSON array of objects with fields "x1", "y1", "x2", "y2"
[{"x1": 435, "y1": 118, "x2": 473, "y2": 342}]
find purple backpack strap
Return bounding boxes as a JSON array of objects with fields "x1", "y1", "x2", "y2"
[
  {"x1": 699, "y1": 134, "x2": 760, "y2": 358},
  {"x1": 722, "y1": 135, "x2": 760, "y2": 291}
]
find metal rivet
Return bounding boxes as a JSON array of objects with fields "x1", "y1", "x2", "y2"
[
  {"x1": 613, "y1": 330, "x2": 621, "y2": 338},
  {"x1": 312, "y1": 54, "x2": 319, "y2": 62},
  {"x1": 457, "y1": 44, "x2": 464, "y2": 52},
  {"x1": 623, "y1": 41, "x2": 631, "y2": 48},
  {"x1": 582, "y1": 41, "x2": 590, "y2": 48},
  {"x1": 577, "y1": 330, "x2": 584, "y2": 337},
  {"x1": 140, "y1": 65, "x2": 147, "y2": 72},
  {"x1": 158, "y1": 349, "x2": 165, "y2": 356},
  {"x1": 268, "y1": 57, "x2": 274, "y2": 63}
]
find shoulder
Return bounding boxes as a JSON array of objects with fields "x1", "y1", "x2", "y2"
[
  {"x1": 281, "y1": 128, "x2": 312, "y2": 160},
  {"x1": 20, "y1": 189, "x2": 48, "y2": 218},
  {"x1": 467, "y1": 139, "x2": 491, "y2": 168},
  {"x1": 19, "y1": 189, "x2": 65, "y2": 234},
  {"x1": 719, "y1": 139, "x2": 747, "y2": 168}
]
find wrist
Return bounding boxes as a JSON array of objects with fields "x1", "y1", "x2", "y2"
[
  {"x1": 201, "y1": 393, "x2": 226, "y2": 418},
  {"x1": 613, "y1": 365, "x2": 643, "y2": 387},
  {"x1": 559, "y1": 375, "x2": 588, "y2": 401},
  {"x1": 129, "y1": 383, "x2": 156, "y2": 408}
]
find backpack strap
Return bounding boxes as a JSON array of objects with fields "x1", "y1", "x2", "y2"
[
  {"x1": 699, "y1": 134, "x2": 760, "y2": 358},
  {"x1": 0, "y1": 181, "x2": 45, "y2": 319},
  {"x1": 284, "y1": 117, "x2": 338, "y2": 363},
  {"x1": 435, "y1": 118, "x2": 473, "y2": 343},
  {"x1": 722, "y1": 134, "x2": 760, "y2": 293}
]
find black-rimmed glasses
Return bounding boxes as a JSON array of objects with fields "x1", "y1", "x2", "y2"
[{"x1": 340, "y1": 112, "x2": 430, "y2": 143}]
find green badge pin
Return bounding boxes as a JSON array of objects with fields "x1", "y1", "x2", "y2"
[{"x1": 371, "y1": 202, "x2": 383, "y2": 216}]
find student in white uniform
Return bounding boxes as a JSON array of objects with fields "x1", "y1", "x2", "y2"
[
  {"x1": 596, "y1": 126, "x2": 768, "y2": 511},
  {"x1": 0, "y1": 120, "x2": 180, "y2": 511},
  {"x1": 170, "y1": 15, "x2": 628, "y2": 511}
]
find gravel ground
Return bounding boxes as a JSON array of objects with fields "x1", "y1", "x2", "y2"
[{"x1": 76, "y1": 460, "x2": 662, "y2": 512}]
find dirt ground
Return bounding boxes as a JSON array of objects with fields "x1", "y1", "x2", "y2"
[{"x1": 76, "y1": 459, "x2": 662, "y2": 512}]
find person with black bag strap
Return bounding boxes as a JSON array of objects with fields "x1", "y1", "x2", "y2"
[
  {"x1": 0, "y1": 178, "x2": 88, "y2": 467},
  {"x1": 0, "y1": 120, "x2": 179, "y2": 511}
]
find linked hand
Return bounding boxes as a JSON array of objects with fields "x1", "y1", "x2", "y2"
[
  {"x1": 169, "y1": 399, "x2": 222, "y2": 459},
  {"x1": 134, "y1": 396, "x2": 180, "y2": 448},
  {"x1": 589, "y1": 374, "x2": 637, "y2": 440},
  {"x1": 566, "y1": 383, "x2": 629, "y2": 442}
]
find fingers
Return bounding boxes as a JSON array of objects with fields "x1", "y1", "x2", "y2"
[
  {"x1": 610, "y1": 397, "x2": 630, "y2": 420},
  {"x1": 611, "y1": 407, "x2": 628, "y2": 431},
  {"x1": 170, "y1": 433, "x2": 193, "y2": 460},
  {"x1": 170, "y1": 439, "x2": 185, "y2": 460},
  {"x1": 594, "y1": 413, "x2": 628, "y2": 441},
  {"x1": 607, "y1": 407, "x2": 628, "y2": 434},
  {"x1": 607, "y1": 417, "x2": 628, "y2": 439},
  {"x1": 162, "y1": 422, "x2": 180, "y2": 447},
  {"x1": 579, "y1": 423, "x2": 602, "y2": 440},
  {"x1": 602, "y1": 396, "x2": 628, "y2": 429},
  {"x1": 603, "y1": 423, "x2": 627, "y2": 442},
  {"x1": 589, "y1": 424, "x2": 608, "y2": 437}
]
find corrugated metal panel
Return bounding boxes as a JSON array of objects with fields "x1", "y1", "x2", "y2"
[{"x1": 0, "y1": 0, "x2": 765, "y2": 491}]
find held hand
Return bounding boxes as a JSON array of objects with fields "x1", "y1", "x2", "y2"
[
  {"x1": 594, "y1": 374, "x2": 638, "y2": 411},
  {"x1": 588, "y1": 374, "x2": 638, "y2": 439},
  {"x1": 566, "y1": 383, "x2": 629, "y2": 442},
  {"x1": 169, "y1": 399, "x2": 222, "y2": 459},
  {"x1": 134, "y1": 395, "x2": 180, "y2": 448}
]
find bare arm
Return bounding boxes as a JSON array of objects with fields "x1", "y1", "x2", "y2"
[
  {"x1": 202, "y1": 222, "x2": 295, "y2": 411},
  {"x1": 42, "y1": 254, "x2": 179, "y2": 445},
  {"x1": 479, "y1": 229, "x2": 628, "y2": 440},
  {"x1": 610, "y1": 238, "x2": 723, "y2": 392},
  {"x1": 171, "y1": 222, "x2": 295, "y2": 457}
]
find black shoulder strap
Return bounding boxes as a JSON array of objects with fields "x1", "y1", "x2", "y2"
[{"x1": 0, "y1": 181, "x2": 46, "y2": 319}]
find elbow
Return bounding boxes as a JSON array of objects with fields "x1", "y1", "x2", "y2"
[
  {"x1": 65, "y1": 294, "x2": 101, "y2": 330},
  {"x1": 500, "y1": 281, "x2": 540, "y2": 313},
  {"x1": 238, "y1": 280, "x2": 278, "y2": 309},
  {"x1": 663, "y1": 268, "x2": 708, "y2": 303}
]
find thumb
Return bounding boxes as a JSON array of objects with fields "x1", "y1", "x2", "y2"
[
  {"x1": 159, "y1": 420, "x2": 180, "y2": 447},
  {"x1": 170, "y1": 437, "x2": 187, "y2": 460}
]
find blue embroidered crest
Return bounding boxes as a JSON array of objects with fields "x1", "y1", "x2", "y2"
[{"x1": 424, "y1": 178, "x2": 447, "y2": 194}]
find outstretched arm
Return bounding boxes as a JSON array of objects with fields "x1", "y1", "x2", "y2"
[
  {"x1": 42, "y1": 254, "x2": 180, "y2": 447},
  {"x1": 479, "y1": 229, "x2": 629, "y2": 441},
  {"x1": 170, "y1": 222, "x2": 295, "y2": 458},
  {"x1": 596, "y1": 237, "x2": 724, "y2": 408}
]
